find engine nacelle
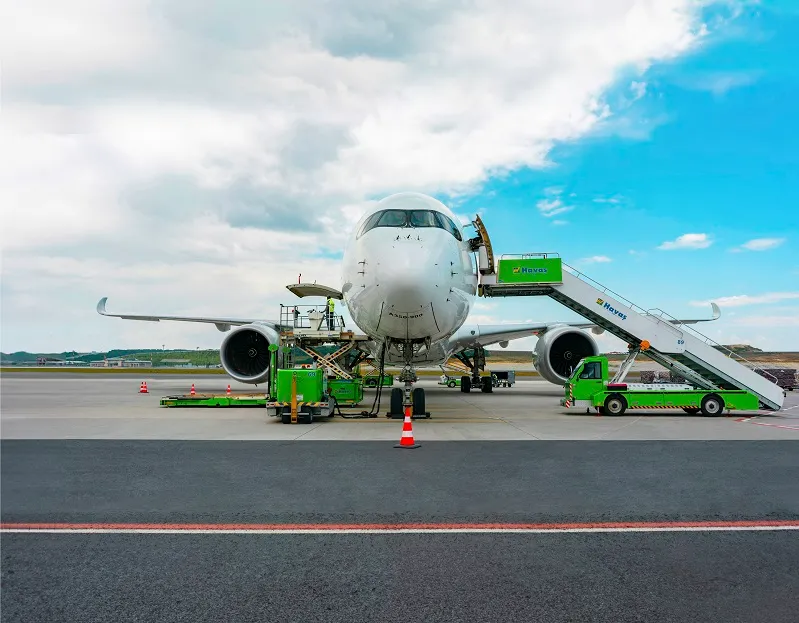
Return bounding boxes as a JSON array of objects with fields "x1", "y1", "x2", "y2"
[
  {"x1": 219, "y1": 322, "x2": 279, "y2": 384},
  {"x1": 533, "y1": 326, "x2": 599, "y2": 385}
]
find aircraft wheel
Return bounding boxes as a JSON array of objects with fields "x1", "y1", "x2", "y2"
[
  {"x1": 390, "y1": 387, "x2": 404, "y2": 417},
  {"x1": 700, "y1": 394, "x2": 724, "y2": 417},
  {"x1": 461, "y1": 376, "x2": 471, "y2": 392},
  {"x1": 604, "y1": 394, "x2": 627, "y2": 416},
  {"x1": 412, "y1": 387, "x2": 426, "y2": 417},
  {"x1": 481, "y1": 377, "x2": 493, "y2": 393}
]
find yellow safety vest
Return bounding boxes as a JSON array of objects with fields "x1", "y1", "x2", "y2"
[{"x1": 328, "y1": 299, "x2": 335, "y2": 312}]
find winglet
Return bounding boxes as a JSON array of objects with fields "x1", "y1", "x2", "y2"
[
  {"x1": 96, "y1": 297, "x2": 109, "y2": 316},
  {"x1": 711, "y1": 302, "x2": 721, "y2": 320}
]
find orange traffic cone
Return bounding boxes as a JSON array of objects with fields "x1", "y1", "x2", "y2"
[
  {"x1": 190, "y1": 383, "x2": 196, "y2": 396},
  {"x1": 226, "y1": 384, "x2": 231, "y2": 395},
  {"x1": 394, "y1": 406, "x2": 421, "y2": 449},
  {"x1": 139, "y1": 381, "x2": 148, "y2": 394}
]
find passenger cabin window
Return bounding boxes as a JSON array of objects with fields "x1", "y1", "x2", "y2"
[
  {"x1": 579, "y1": 362, "x2": 601, "y2": 380},
  {"x1": 357, "y1": 209, "x2": 462, "y2": 241}
]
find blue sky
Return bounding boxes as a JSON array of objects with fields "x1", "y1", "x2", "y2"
[
  {"x1": 2, "y1": 0, "x2": 797, "y2": 353},
  {"x1": 445, "y1": 1, "x2": 799, "y2": 351}
]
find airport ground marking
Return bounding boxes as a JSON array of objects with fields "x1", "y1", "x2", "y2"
[{"x1": 3, "y1": 520, "x2": 799, "y2": 535}]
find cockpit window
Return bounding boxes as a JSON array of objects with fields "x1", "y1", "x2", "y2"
[
  {"x1": 358, "y1": 209, "x2": 462, "y2": 241},
  {"x1": 409, "y1": 210, "x2": 438, "y2": 228},
  {"x1": 376, "y1": 210, "x2": 408, "y2": 227},
  {"x1": 435, "y1": 212, "x2": 463, "y2": 241}
]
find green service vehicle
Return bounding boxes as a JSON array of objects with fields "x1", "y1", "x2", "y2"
[
  {"x1": 362, "y1": 373, "x2": 395, "y2": 388},
  {"x1": 437, "y1": 374, "x2": 461, "y2": 388},
  {"x1": 561, "y1": 355, "x2": 760, "y2": 416}
]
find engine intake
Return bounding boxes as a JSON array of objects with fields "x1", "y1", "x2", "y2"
[
  {"x1": 533, "y1": 326, "x2": 599, "y2": 385},
  {"x1": 220, "y1": 323, "x2": 278, "y2": 384}
]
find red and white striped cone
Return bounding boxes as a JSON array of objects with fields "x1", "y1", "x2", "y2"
[
  {"x1": 139, "y1": 381, "x2": 148, "y2": 394},
  {"x1": 226, "y1": 384, "x2": 231, "y2": 396},
  {"x1": 394, "y1": 405, "x2": 421, "y2": 449},
  {"x1": 190, "y1": 383, "x2": 196, "y2": 396}
]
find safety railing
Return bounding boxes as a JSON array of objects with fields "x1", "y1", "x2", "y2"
[
  {"x1": 500, "y1": 252, "x2": 562, "y2": 259},
  {"x1": 643, "y1": 307, "x2": 778, "y2": 384},
  {"x1": 279, "y1": 304, "x2": 345, "y2": 332},
  {"x1": 560, "y1": 264, "x2": 779, "y2": 385},
  {"x1": 561, "y1": 263, "x2": 654, "y2": 318}
]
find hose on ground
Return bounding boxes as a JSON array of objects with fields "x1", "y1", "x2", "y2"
[{"x1": 335, "y1": 342, "x2": 387, "y2": 419}]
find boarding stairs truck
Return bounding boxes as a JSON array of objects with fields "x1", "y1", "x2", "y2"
[
  {"x1": 474, "y1": 246, "x2": 785, "y2": 412},
  {"x1": 560, "y1": 352, "x2": 761, "y2": 415}
]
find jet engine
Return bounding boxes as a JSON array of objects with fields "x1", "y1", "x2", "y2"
[
  {"x1": 219, "y1": 322, "x2": 279, "y2": 384},
  {"x1": 533, "y1": 326, "x2": 599, "y2": 385}
]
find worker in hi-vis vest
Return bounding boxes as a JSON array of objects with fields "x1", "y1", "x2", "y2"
[{"x1": 327, "y1": 297, "x2": 335, "y2": 330}]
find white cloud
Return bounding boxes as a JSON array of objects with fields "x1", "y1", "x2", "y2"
[
  {"x1": 657, "y1": 233, "x2": 713, "y2": 250},
  {"x1": 681, "y1": 71, "x2": 760, "y2": 96},
  {"x1": 732, "y1": 237, "x2": 786, "y2": 252},
  {"x1": 536, "y1": 198, "x2": 574, "y2": 218},
  {"x1": 579, "y1": 255, "x2": 613, "y2": 264},
  {"x1": 593, "y1": 195, "x2": 623, "y2": 204},
  {"x1": 690, "y1": 292, "x2": 799, "y2": 308},
  {"x1": 1, "y1": 0, "x2": 715, "y2": 351},
  {"x1": 552, "y1": 220, "x2": 569, "y2": 226},
  {"x1": 730, "y1": 315, "x2": 799, "y2": 328},
  {"x1": 630, "y1": 81, "x2": 647, "y2": 100}
]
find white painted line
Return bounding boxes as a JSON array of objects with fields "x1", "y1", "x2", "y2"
[{"x1": 3, "y1": 526, "x2": 799, "y2": 535}]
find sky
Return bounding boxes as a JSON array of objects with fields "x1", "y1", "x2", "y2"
[{"x1": 2, "y1": 0, "x2": 797, "y2": 354}]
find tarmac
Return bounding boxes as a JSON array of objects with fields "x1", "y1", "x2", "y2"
[
  {"x1": 2, "y1": 373, "x2": 798, "y2": 440},
  {"x1": 2, "y1": 372, "x2": 798, "y2": 622}
]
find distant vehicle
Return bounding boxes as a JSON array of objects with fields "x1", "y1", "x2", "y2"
[
  {"x1": 491, "y1": 371, "x2": 515, "y2": 387},
  {"x1": 437, "y1": 374, "x2": 461, "y2": 388}
]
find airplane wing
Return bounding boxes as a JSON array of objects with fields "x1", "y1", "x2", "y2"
[
  {"x1": 448, "y1": 303, "x2": 722, "y2": 352},
  {"x1": 96, "y1": 297, "x2": 282, "y2": 332}
]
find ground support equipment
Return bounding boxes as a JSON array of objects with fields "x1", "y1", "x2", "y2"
[
  {"x1": 472, "y1": 245, "x2": 785, "y2": 411},
  {"x1": 160, "y1": 394, "x2": 267, "y2": 407}
]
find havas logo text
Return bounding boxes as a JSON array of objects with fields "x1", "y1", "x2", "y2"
[
  {"x1": 513, "y1": 266, "x2": 547, "y2": 274},
  {"x1": 596, "y1": 298, "x2": 627, "y2": 321}
]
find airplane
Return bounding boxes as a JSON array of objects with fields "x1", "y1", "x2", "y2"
[{"x1": 96, "y1": 191, "x2": 720, "y2": 411}]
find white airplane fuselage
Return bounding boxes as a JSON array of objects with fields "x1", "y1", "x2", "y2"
[{"x1": 340, "y1": 193, "x2": 477, "y2": 365}]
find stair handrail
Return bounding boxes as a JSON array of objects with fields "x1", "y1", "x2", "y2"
[
  {"x1": 562, "y1": 263, "x2": 653, "y2": 317},
  {"x1": 561, "y1": 265, "x2": 779, "y2": 387},
  {"x1": 642, "y1": 308, "x2": 779, "y2": 385}
]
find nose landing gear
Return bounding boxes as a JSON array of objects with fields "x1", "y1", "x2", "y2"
[{"x1": 387, "y1": 363, "x2": 430, "y2": 419}]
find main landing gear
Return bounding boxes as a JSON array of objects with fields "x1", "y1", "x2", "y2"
[{"x1": 454, "y1": 345, "x2": 493, "y2": 394}]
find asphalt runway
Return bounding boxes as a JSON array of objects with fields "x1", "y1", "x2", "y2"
[
  {"x1": 2, "y1": 373, "x2": 798, "y2": 440},
  {"x1": 2, "y1": 374, "x2": 798, "y2": 621},
  {"x1": 3, "y1": 440, "x2": 799, "y2": 622}
]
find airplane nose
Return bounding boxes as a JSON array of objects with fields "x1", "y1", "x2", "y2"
[{"x1": 379, "y1": 240, "x2": 445, "y2": 313}]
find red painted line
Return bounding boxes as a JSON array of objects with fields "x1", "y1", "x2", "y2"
[
  {"x1": 2, "y1": 520, "x2": 798, "y2": 531},
  {"x1": 741, "y1": 420, "x2": 799, "y2": 431}
]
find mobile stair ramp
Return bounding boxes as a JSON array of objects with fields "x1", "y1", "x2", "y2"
[{"x1": 479, "y1": 254, "x2": 784, "y2": 411}]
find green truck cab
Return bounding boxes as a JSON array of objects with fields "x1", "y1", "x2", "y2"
[{"x1": 561, "y1": 355, "x2": 760, "y2": 416}]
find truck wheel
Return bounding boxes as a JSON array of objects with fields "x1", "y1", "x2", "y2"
[
  {"x1": 447, "y1": 380, "x2": 456, "y2": 388},
  {"x1": 700, "y1": 394, "x2": 724, "y2": 416},
  {"x1": 461, "y1": 376, "x2": 471, "y2": 393},
  {"x1": 604, "y1": 394, "x2": 627, "y2": 416}
]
